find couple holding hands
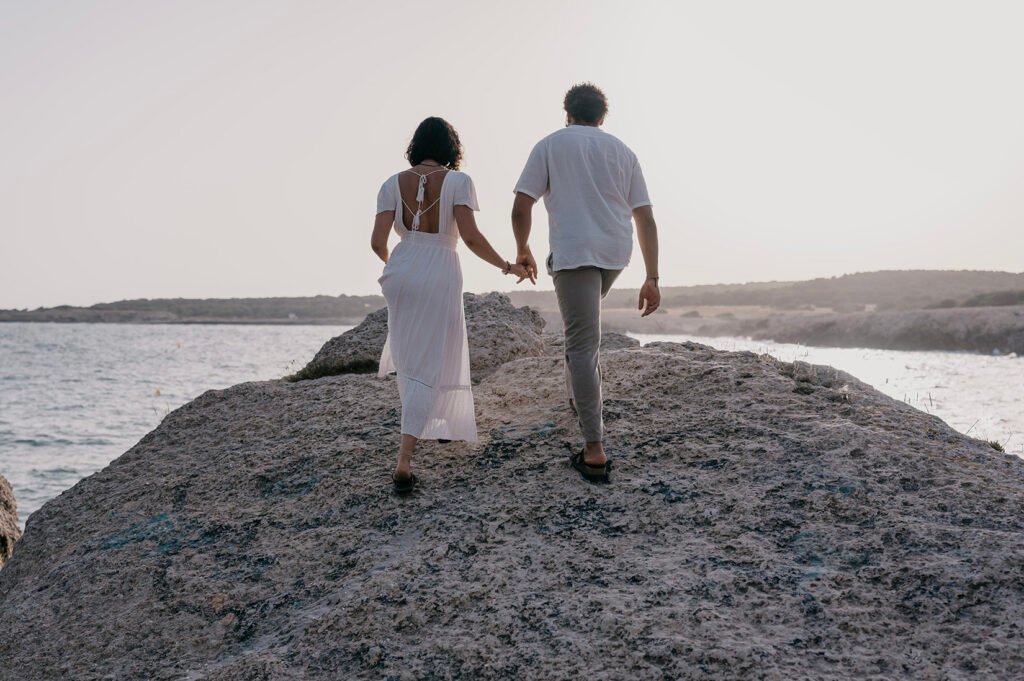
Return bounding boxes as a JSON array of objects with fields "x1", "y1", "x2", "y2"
[{"x1": 370, "y1": 83, "x2": 661, "y2": 493}]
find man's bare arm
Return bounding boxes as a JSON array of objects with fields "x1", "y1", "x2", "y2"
[
  {"x1": 633, "y1": 205, "x2": 661, "y2": 316},
  {"x1": 511, "y1": 192, "x2": 538, "y2": 282}
]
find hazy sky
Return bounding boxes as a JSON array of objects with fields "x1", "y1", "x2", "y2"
[{"x1": 2, "y1": 0, "x2": 1022, "y2": 308}]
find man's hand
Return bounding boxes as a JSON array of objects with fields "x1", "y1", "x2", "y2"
[
  {"x1": 638, "y1": 278, "x2": 660, "y2": 317},
  {"x1": 511, "y1": 193, "x2": 538, "y2": 284},
  {"x1": 508, "y1": 262, "x2": 534, "y2": 283},
  {"x1": 517, "y1": 249, "x2": 538, "y2": 285},
  {"x1": 633, "y1": 206, "x2": 660, "y2": 317}
]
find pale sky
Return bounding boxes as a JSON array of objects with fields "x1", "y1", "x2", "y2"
[{"x1": 1, "y1": 0, "x2": 1022, "y2": 309}]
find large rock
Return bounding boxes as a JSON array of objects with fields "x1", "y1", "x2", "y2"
[
  {"x1": 289, "y1": 292, "x2": 547, "y2": 382},
  {"x1": 0, "y1": 475, "x2": 21, "y2": 569},
  {"x1": 290, "y1": 306, "x2": 388, "y2": 379},
  {"x1": 2, "y1": 335, "x2": 1023, "y2": 679}
]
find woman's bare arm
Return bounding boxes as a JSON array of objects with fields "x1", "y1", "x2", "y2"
[
  {"x1": 370, "y1": 211, "x2": 394, "y2": 263},
  {"x1": 455, "y1": 205, "x2": 533, "y2": 282}
]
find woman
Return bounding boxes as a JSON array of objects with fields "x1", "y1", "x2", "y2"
[{"x1": 371, "y1": 117, "x2": 532, "y2": 494}]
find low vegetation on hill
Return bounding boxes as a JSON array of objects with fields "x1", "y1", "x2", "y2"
[
  {"x1": 0, "y1": 295, "x2": 381, "y2": 323},
  {"x1": 929, "y1": 289, "x2": 1024, "y2": 309},
  {"x1": 91, "y1": 295, "x2": 381, "y2": 320},
  {"x1": 627, "y1": 270, "x2": 1024, "y2": 312}
]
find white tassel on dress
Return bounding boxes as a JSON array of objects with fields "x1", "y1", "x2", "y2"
[
  {"x1": 416, "y1": 174, "x2": 426, "y2": 203},
  {"x1": 400, "y1": 169, "x2": 445, "y2": 233},
  {"x1": 412, "y1": 175, "x2": 428, "y2": 230}
]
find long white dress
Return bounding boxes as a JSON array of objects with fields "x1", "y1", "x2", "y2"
[{"x1": 375, "y1": 169, "x2": 479, "y2": 442}]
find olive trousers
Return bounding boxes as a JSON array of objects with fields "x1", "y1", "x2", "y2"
[{"x1": 551, "y1": 264, "x2": 622, "y2": 442}]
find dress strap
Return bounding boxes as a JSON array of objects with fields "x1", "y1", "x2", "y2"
[
  {"x1": 401, "y1": 168, "x2": 448, "y2": 231},
  {"x1": 401, "y1": 197, "x2": 442, "y2": 230},
  {"x1": 404, "y1": 168, "x2": 448, "y2": 177}
]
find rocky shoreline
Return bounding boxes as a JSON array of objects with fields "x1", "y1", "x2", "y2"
[
  {"x1": 597, "y1": 305, "x2": 1024, "y2": 356},
  {"x1": 1, "y1": 294, "x2": 1022, "y2": 679},
  {"x1": 739, "y1": 305, "x2": 1024, "y2": 355}
]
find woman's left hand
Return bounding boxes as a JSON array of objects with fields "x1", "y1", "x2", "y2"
[{"x1": 508, "y1": 262, "x2": 534, "y2": 284}]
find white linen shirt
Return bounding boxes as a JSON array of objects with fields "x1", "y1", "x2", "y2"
[{"x1": 514, "y1": 125, "x2": 652, "y2": 272}]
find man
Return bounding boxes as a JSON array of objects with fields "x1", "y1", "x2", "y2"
[{"x1": 512, "y1": 82, "x2": 661, "y2": 483}]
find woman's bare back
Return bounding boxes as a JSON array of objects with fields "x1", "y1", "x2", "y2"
[{"x1": 397, "y1": 167, "x2": 449, "y2": 234}]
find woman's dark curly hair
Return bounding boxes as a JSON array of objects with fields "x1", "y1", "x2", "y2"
[
  {"x1": 563, "y1": 82, "x2": 608, "y2": 125},
  {"x1": 405, "y1": 117, "x2": 463, "y2": 170}
]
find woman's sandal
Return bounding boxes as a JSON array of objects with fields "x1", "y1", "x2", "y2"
[
  {"x1": 570, "y1": 449, "x2": 611, "y2": 483},
  {"x1": 392, "y1": 472, "x2": 417, "y2": 495}
]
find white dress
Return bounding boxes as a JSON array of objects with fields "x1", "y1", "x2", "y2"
[{"x1": 375, "y1": 169, "x2": 479, "y2": 442}]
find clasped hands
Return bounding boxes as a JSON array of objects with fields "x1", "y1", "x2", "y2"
[{"x1": 510, "y1": 251, "x2": 538, "y2": 285}]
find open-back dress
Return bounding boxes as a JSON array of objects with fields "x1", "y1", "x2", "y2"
[{"x1": 375, "y1": 168, "x2": 479, "y2": 442}]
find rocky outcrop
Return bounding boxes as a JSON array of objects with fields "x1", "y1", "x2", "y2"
[
  {"x1": 289, "y1": 306, "x2": 388, "y2": 378},
  {"x1": 742, "y1": 305, "x2": 1024, "y2": 355},
  {"x1": 1, "y1": 296, "x2": 1023, "y2": 680},
  {"x1": 460, "y1": 292, "x2": 548, "y2": 377},
  {"x1": 543, "y1": 330, "x2": 641, "y2": 356},
  {"x1": 597, "y1": 331, "x2": 641, "y2": 351},
  {"x1": 289, "y1": 292, "x2": 547, "y2": 382},
  {"x1": 0, "y1": 475, "x2": 21, "y2": 569}
]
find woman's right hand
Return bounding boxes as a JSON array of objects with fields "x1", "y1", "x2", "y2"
[{"x1": 507, "y1": 262, "x2": 534, "y2": 284}]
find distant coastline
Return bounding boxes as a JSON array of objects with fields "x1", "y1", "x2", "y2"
[
  {"x1": 0, "y1": 294, "x2": 378, "y2": 326},
  {"x1": 0, "y1": 313, "x2": 357, "y2": 326},
  {"x1": 3, "y1": 270, "x2": 1023, "y2": 354},
  {"x1": 597, "y1": 305, "x2": 1024, "y2": 356}
]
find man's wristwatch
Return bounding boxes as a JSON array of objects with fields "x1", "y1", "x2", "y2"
[{"x1": 502, "y1": 261, "x2": 512, "y2": 275}]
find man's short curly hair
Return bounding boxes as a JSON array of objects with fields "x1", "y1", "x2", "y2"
[
  {"x1": 405, "y1": 117, "x2": 463, "y2": 170},
  {"x1": 563, "y1": 83, "x2": 608, "y2": 125}
]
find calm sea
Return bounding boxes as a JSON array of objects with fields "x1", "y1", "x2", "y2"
[{"x1": 1, "y1": 323, "x2": 1020, "y2": 528}]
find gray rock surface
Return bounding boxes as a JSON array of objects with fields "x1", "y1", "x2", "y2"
[
  {"x1": 461, "y1": 292, "x2": 548, "y2": 378},
  {"x1": 2, "y1": 318, "x2": 1023, "y2": 679},
  {"x1": 543, "y1": 330, "x2": 641, "y2": 356},
  {"x1": 0, "y1": 476, "x2": 20, "y2": 569},
  {"x1": 598, "y1": 331, "x2": 641, "y2": 351},
  {"x1": 290, "y1": 292, "x2": 547, "y2": 382},
  {"x1": 290, "y1": 306, "x2": 388, "y2": 379}
]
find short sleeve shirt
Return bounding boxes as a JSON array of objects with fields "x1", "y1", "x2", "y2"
[{"x1": 514, "y1": 126, "x2": 651, "y2": 272}]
